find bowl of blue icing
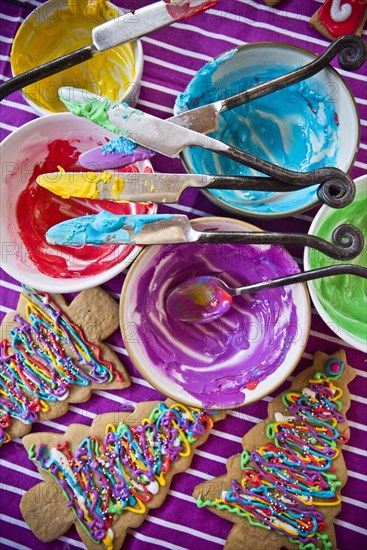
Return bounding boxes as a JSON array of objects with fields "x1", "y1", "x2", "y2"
[{"x1": 174, "y1": 43, "x2": 360, "y2": 218}]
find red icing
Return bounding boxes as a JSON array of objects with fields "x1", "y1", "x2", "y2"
[
  {"x1": 29, "y1": 399, "x2": 42, "y2": 412},
  {"x1": 165, "y1": 0, "x2": 219, "y2": 21},
  {"x1": 0, "y1": 414, "x2": 10, "y2": 428},
  {"x1": 245, "y1": 381, "x2": 259, "y2": 391},
  {"x1": 318, "y1": 0, "x2": 366, "y2": 37},
  {"x1": 16, "y1": 139, "x2": 153, "y2": 278},
  {"x1": 330, "y1": 361, "x2": 341, "y2": 372}
]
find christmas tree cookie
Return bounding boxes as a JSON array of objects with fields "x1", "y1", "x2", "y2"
[
  {"x1": 20, "y1": 399, "x2": 226, "y2": 548},
  {"x1": 193, "y1": 350, "x2": 355, "y2": 549},
  {"x1": 0, "y1": 286, "x2": 130, "y2": 446}
]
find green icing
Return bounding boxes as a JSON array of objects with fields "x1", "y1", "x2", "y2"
[
  {"x1": 309, "y1": 189, "x2": 367, "y2": 342},
  {"x1": 60, "y1": 92, "x2": 120, "y2": 134},
  {"x1": 196, "y1": 495, "x2": 270, "y2": 529}
]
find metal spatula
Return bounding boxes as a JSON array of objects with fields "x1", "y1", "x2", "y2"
[
  {"x1": 46, "y1": 213, "x2": 364, "y2": 261},
  {"x1": 78, "y1": 34, "x2": 367, "y2": 169},
  {"x1": 170, "y1": 34, "x2": 367, "y2": 134},
  {"x1": 0, "y1": 0, "x2": 219, "y2": 101}
]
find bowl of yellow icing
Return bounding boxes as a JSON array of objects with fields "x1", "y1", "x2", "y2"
[{"x1": 11, "y1": 0, "x2": 143, "y2": 115}]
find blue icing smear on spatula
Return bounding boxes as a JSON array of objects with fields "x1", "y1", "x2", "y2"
[{"x1": 46, "y1": 212, "x2": 173, "y2": 246}]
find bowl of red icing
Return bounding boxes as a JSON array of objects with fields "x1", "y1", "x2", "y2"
[
  {"x1": 0, "y1": 113, "x2": 156, "y2": 292},
  {"x1": 120, "y1": 217, "x2": 311, "y2": 409}
]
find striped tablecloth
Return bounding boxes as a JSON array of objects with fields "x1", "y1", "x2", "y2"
[{"x1": 1, "y1": 1, "x2": 366, "y2": 549}]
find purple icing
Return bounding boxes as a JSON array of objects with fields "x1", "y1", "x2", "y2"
[
  {"x1": 126, "y1": 240, "x2": 301, "y2": 408},
  {"x1": 78, "y1": 143, "x2": 155, "y2": 169}
]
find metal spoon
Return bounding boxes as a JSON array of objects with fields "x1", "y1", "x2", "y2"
[{"x1": 166, "y1": 264, "x2": 367, "y2": 324}]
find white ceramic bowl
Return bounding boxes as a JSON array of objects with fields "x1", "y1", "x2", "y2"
[
  {"x1": 174, "y1": 43, "x2": 359, "y2": 218},
  {"x1": 10, "y1": 0, "x2": 143, "y2": 116},
  {"x1": 0, "y1": 113, "x2": 156, "y2": 293},
  {"x1": 304, "y1": 175, "x2": 367, "y2": 352},
  {"x1": 120, "y1": 217, "x2": 311, "y2": 409}
]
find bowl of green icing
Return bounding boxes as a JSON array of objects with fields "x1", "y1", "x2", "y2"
[{"x1": 304, "y1": 174, "x2": 366, "y2": 352}]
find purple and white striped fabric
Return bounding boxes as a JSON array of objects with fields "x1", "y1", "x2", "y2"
[{"x1": 0, "y1": 1, "x2": 366, "y2": 549}]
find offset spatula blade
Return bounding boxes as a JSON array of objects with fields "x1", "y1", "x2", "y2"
[
  {"x1": 46, "y1": 214, "x2": 195, "y2": 246},
  {"x1": 93, "y1": 0, "x2": 220, "y2": 51},
  {"x1": 107, "y1": 104, "x2": 229, "y2": 157},
  {"x1": 77, "y1": 36, "x2": 367, "y2": 168}
]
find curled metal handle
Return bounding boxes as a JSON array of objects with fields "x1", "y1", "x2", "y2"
[
  {"x1": 223, "y1": 35, "x2": 367, "y2": 111},
  {"x1": 3, "y1": 0, "x2": 35, "y2": 9},
  {"x1": 0, "y1": 47, "x2": 95, "y2": 102},
  {"x1": 213, "y1": 34, "x2": 365, "y2": 207},
  {"x1": 317, "y1": 177, "x2": 356, "y2": 209},
  {"x1": 337, "y1": 34, "x2": 367, "y2": 71},
  {"x1": 210, "y1": 173, "x2": 355, "y2": 209},
  {"x1": 200, "y1": 224, "x2": 364, "y2": 261},
  {"x1": 223, "y1": 146, "x2": 356, "y2": 209}
]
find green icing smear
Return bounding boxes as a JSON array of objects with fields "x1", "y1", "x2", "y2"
[
  {"x1": 309, "y1": 186, "x2": 367, "y2": 342},
  {"x1": 59, "y1": 87, "x2": 121, "y2": 134}
]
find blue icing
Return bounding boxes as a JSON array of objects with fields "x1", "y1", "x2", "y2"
[
  {"x1": 175, "y1": 53, "x2": 340, "y2": 215},
  {"x1": 101, "y1": 136, "x2": 137, "y2": 156},
  {"x1": 46, "y1": 212, "x2": 173, "y2": 246},
  {"x1": 176, "y1": 48, "x2": 237, "y2": 111}
]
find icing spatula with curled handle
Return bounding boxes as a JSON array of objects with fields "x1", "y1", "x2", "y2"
[
  {"x1": 78, "y1": 34, "x2": 367, "y2": 171},
  {"x1": 45, "y1": 213, "x2": 365, "y2": 262}
]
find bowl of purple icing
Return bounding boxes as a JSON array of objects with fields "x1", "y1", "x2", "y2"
[{"x1": 120, "y1": 217, "x2": 311, "y2": 409}]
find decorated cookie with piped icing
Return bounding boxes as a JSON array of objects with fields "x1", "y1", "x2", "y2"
[
  {"x1": 20, "y1": 399, "x2": 225, "y2": 549},
  {"x1": 310, "y1": 0, "x2": 367, "y2": 39},
  {"x1": 193, "y1": 350, "x2": 355, "y2": 549},
  {"x1": 0, "y1": 286, "x2": 130, "y2": 446}
]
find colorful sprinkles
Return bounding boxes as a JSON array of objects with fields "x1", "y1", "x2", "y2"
[
  {"x1": 0, "y1": 287, "x2": 123, "y2": 446},
  {"x1": 197, "y1": 358, "x2": 348, "y2": 549},
  {"x1": 29, "y1": 402, "x2": 214, "y2": 549}
]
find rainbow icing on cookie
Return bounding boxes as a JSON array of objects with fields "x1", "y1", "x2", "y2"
[
  {"x1": 195, "y1": 352, "x2": 353, "y2": 549},
  {"x1": 28, "y1": 403, "x2": 214, "y2": 548},
  {"x1": 0, "y1": 287, "x2": 125, "y2": 446}
]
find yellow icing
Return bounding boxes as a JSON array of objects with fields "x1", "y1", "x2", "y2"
[
  {"x1": 105, "y1": 423, "x2": 116, "y2": 433},
  {"x1": 102, "y1": 534, "x2": 113, "y2": 550},
  {"x1": 40, "y1": 400, "x2": 50, "y2": 412},
  {"x1": 37, "y1": 171, "x2": 103, "y2": 199},
  {"x1": 112, "y1": 176, "x2": 125, "y2": 199},
  {"x1": 11, "y1": 0, "x2": 136, "y2": 113},
  {"x1": 125, "y1": 498, "x2": 146, "y2": 515},
  {"x1": 155, "y1": 472, "x2": 166, "y2": 486}
]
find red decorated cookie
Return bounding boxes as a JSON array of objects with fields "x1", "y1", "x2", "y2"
[{"x1": 311, "y1": 0, "x2": 367, "y2": 39}]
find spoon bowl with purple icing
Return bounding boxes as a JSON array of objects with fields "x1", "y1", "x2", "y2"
[
  {"x1": 120, "y1": 217, "x2": 312, "y2": 409},
  {"x1": 166, "y1": 265, "x2": 367, "y2": 324}
]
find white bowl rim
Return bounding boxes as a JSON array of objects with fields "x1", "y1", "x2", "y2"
[
  {"x1": 175, "y1": 41, "x2": 360, "y2": 219},
  {"x1": 0, "y1": 112, "x2": 156, "y2": 293},
  {"x1": 120, "y1": 216, "x2": 311, "y2": 409},
  {"x1": 304, "y1": 174, "x2": 367, "y2": 352}
]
